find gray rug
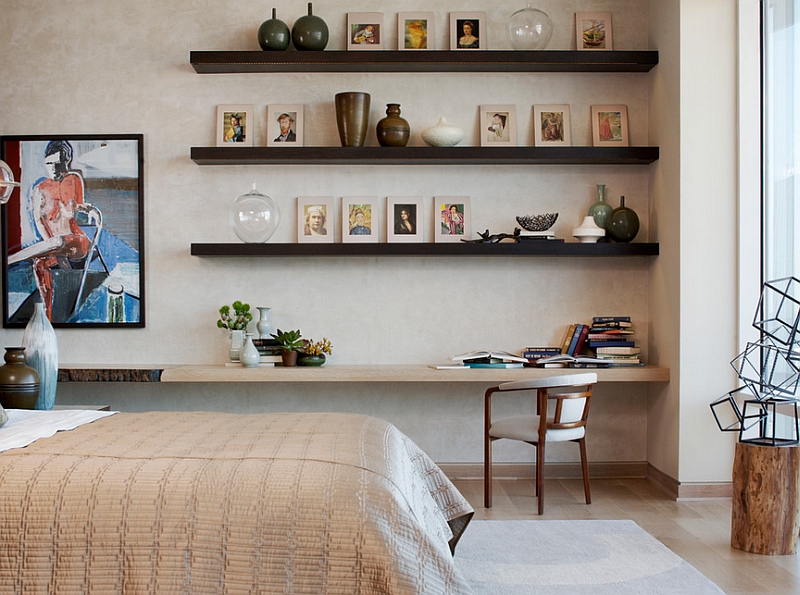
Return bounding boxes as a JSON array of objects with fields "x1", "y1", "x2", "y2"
[{"x1": 454, "y1": 520, "x2": 725, "y2": 594}]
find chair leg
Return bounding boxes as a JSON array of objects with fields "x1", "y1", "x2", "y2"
[
  {"x1": 484, "y1": 436, "x2": 493, "y2": 508},
  {"x1": 536, "y1": 440, "x2": 545, "y2": 515},
  {"x1": 579, "y1": 437, "x2": 591, "y2": 504}
]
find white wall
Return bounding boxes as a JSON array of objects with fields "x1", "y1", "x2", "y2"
[{"x1": 2, "y1": 0, "x2": 741, "y2": 478}]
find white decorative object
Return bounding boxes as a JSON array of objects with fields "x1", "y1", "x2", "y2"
[
  {"x1": 0, "y1": 159, "x2": 20, "y2": 204},
  {"x1": 573, "y1": 216, "x2": 606, "y2": 243},
  {"x1": 421, "y1": 118, "x2": 464, "y2": 147},
  {"x1": 22, "y1": 301, "x2": 58, "y2": 410},
  {"x1": 240, "y1": 333, "x2": 261, "y2": 367},
  {"x1": 229, "y1": 329, "x2": 245, "y2": 362},
  {"x1": 256, "y1": 307, "x2": 272, "y2": 339}
]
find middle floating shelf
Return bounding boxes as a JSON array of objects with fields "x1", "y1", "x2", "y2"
[{"x1": 190, "y1": 146, "x2": 659, "y2": 166}]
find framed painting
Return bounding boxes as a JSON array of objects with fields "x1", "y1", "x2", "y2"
[
  {"x1": 387, "y1": 197, "x2": 423, "y2": 243},
  {"x1": 480, "y1": 105, "x2": 517, "y2": 146},
  {"x1": 297, "y1": 196, "x2": 334, "y2": 243},
  {"x1": 576, "y1": 12, "x2": 613, "y2": 50},
  {"x1": 434, "y1": 197, "x2": 471, "y2": 243},
  {"x1": 347, "y1": 12, "x2": 384, "y2": 50},
  {"x1": 216, "y1": 105, "x2": 253, "y2": 146},
  {"x1": 1, "y1": 134, "x2": 145, "y2": 328},
  {"x1": 450, "y1": 12, "x2": 486, "y2": 50},
  {"x1": 591, "y1": 105, "x2": 629, "y2": 146},
  {"x1": 267, "y1": 104, "x2": 304, "y2": 147},
  {"x1": 533, "y1": 105, "x2": 571, "y2": 146},
  {"x1": 342, "y1": 197, "x2": 379, "y2": 243},
  {"x1": 398, "y1": 12, "x2": 434, "y2": 50}
]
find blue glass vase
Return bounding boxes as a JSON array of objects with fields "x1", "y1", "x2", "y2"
[{"x1": 22, "y1": 302, "x2": 58, "y2": 410}]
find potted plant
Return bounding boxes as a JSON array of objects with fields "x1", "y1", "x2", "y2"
[
  {"x1": 298, "y1": 337, "x2": 332, "y2": 366},
  {"x1": 217, "y1": 301, "x2": 253, "y2": 361},
  {"x1": 270, "y1": 329, "x2": 304, "y2": 367}
]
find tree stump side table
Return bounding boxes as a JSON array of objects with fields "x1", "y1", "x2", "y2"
[{"x1": 731, "y1": 442, "x2": 800, "y2": 555}]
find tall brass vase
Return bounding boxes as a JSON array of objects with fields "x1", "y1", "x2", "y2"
[{"x1": 335, "y1": 92, "x2": 371, "y2": 147}]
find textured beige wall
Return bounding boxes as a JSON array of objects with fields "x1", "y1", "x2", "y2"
[{"x1": 1, "y1": 0, "x2": 657, "y2": 465}]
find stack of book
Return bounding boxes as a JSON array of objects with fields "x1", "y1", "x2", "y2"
[
  {"x1": 449, "y1": 350, "x2": 528, "y2": 369},
  {"x1": 522, "y1": 346, "x2": 563, "y2": 366},
  {"x1": 559, "y1": 323, "x2": 590, "y2": 357},
  {"x1": 252, "y1": 338, "x2": 283, "y2": 365},
  {"x1": 587, "y1": 316, "x2": 642, "y2": 365}
]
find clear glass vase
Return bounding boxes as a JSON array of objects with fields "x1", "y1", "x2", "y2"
[
  {"x1": 229, "y1": 183, "x2": 280, "y2": 243},
  {"x1": 22, "y1": 302, "x2": 58, "y2": 410}
]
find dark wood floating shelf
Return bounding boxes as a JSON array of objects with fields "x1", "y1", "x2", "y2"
[
  {"x1": 191, "y1": 242, "x2": 659, "y2": 257},
  {"x1": 190, "y1": 146, "x2": 659, "y2": 166},
  {"x1": 190, "y1": 50, "x2": 658, "y2": 74}
]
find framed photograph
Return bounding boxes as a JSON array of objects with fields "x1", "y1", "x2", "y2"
[
  {"x1": 297, "y1": 196, "x2": 334, "y2": 243},
  {"x1": 435, "y1": 197, "x2": 471, "y2": 243},
  {"x1": 591, "y1": 105, "x2": 629, "y2": 146},
  {"x1": 342, "y1": 198, "x2": 379, "y2": 243},
  {"x1": 387, "y1": 197, "x2": 423, "y2": 243},
  {"x1": 398, "y1": 12, "x2": 434, "y2": 50},
  {"x1": 480, "y1": 105, "x2": 517, "y2": 146},
  {"x1": 533, "y1": 105, "x2": 572, "y2": 146},
  {"x1": 347, "y1": 12, "x2": 384, "y2": 50},
  {"x1": 576, "y1": 12, "x2": 613, "y2": 50},
  {"x1": 450, "y1": 12, "x2": 486, "y2": 50},
  {"x1": 216, "y1": 105, "x2": 253, "y2": 146},
  {"x1": 267, "y1": 105, "x2": 303, "y2": 147},
  {"x1": 1, "y1": 134, "x2": 145, "y2": 328}
]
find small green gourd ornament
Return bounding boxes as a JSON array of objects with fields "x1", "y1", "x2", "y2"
[
  {"x1": 291, "y1": 2, "x2": 329, "y2": 51},
  {"x1": 607, "y1": 196, "x2": 640, "y2": 243},
  {"x1": 258, "y1": 8, "x2": 290, "y2": 51}
]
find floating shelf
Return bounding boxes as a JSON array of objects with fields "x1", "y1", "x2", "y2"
[
  {"x1": 190, "y1": 146, "x2": 659, "y2": 166},
  {"x1": 190, "y1": 242, "x2": 659, "y2": 257},
  {"x1": 189, "y1": 50, "x2": 659, "y2": 74}
]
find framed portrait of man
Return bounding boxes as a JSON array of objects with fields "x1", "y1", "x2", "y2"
[
  {"x1": 387, "y1": 196, "x2": 423, "y2": 243},
  {"x1": 267, "y1": 105, "x2": 304, "y2": 147},
  {"x1": 1, "y1": 134, "x2": 145, "y2": 327},
  {"x1": 342, "y1": 197, "x2": 379, "y2": 243},
  {"x1": 297, "y1": 196, "x2": 334, "y2": 243},
  {"x1": 216, "y1": 105, "x2": 254, "y2": 146},
  {"x1": 434, "y1": 197, "x2": 471, "y2": 243}
]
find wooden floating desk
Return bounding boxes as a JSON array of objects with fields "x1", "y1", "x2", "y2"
[{"x1": 55, "y1": 364, "x2": 669, "y2": 384}]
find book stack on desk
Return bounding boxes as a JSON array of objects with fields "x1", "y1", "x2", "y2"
[
  {"x1": 449, "y1": 350, "x2": 528, "y2": 369},
  {"x1": 252, "y1": 338, "x2": 283, "y2": 364},
  {"x1": 588, "y1": 316, "x2": 642, "y2": 365}
]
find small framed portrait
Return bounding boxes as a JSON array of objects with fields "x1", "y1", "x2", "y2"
[
  {"x1": 435, "y1": 197, "x2": 471, "y2": 243},
  {"x1": 216, "y1": 105, "x2": 253, "y2": 146},
  {"x1": 576, "y1": 12, "x2": 613, "y2": 50},
  {"x1": 591, "y1": 105, "x2": 629, "y2": 146},
  {"x1": 342, "y1": 197, "x2": 379, "y2": 243},
  {"x1": 267, "y1": 105, "x2": 303, "y2": 147},
  {"x1": 297, "y1": 196, "x2": 334, "y2": 243},
  {"x1": 398, "y1": 12, "x2": 434, "y2": 50},
  {"x1": 347, "y1": 12, "x2": 384, "y2": 50},
  {"x1": 480, "y1": 105, "x2": 517, "y2": 146},
  {"x1": 533, "y1": 105, "x2": 571, "y2": 147},
  {"x1": 450, "y1": 12, "x2": 486, "y2": 50},
  {"x1": 387, "y1": 197, "x2": 423, "y2": 243}
]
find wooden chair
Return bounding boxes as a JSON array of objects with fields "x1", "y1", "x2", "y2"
[{"x1": 484, "y1": 373, "x2": 597, "y2": 514}]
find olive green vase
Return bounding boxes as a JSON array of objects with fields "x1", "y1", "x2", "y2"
[
  {"x1": 258, "y1": 8, "x2": 290, "y2": 51},
  {"x1": 291, "y1": 2, "x2": 329, "y2": 51},
  {"x1": 607, "y1": 196, "x2": 640, "y2": 243}
]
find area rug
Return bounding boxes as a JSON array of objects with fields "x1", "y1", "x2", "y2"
[{"x1": 454, "y1": 520, "x2": 725, "y2": 594}]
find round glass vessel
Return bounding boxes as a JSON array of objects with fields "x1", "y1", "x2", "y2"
[
  {"x1": 507, "y1": 4, "x2": 553, "y2": 50},
  {"x1": 229, "y1": 183, "x2": 281, "y2": 243}
]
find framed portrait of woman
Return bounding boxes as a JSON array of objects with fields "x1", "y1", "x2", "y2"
[
  {"x1": 434, "y1": 197, "x2": 471, "y2": 243},
  {"x1": 341, "y1": 197, "x2": 379, "y2": 243},
  {"x1": 533, "y1": 105, "x2": 571, "y2": 147},
  {"x1": 449, "y1": 12, "x2": 486, "y2": 50},
  {"x1": 297, "y1": 196, "x2": 334, "y2": 243},
  {"x1": 591, "y1": 105, "x2": 629, "y2": 146},
  {"x1": 387, "y1": 196, "x2": 423, "y2": 243},
  {"x1": 397, "y1": 12, "x2": 434, "y2": 50},
  {"x1": 216, "y1": 105, "x2": 253, "y2": 147},
  {"x1": 480, "y1": 105, "x2": 517, "y2": 146}
]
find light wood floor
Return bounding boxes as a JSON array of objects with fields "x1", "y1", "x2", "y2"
[{"x1": 452, "y1": 477, "x2": 800, "y2": 595}]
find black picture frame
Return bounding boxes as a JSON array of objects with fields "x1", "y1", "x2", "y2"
[{"x1": 1, "y1": 134, "x2": 145, "y2": 328}]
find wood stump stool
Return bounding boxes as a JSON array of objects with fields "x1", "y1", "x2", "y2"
[{"x1": 731, "y1": 442, "x2": 800, "y2": 555}]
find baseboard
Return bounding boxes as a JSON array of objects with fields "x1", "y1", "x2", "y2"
[
  {"x1": 439, "y1": 461, "x2": 648, "y2": 481},
  {"x1": 646, "y1": 463, "x2": 733, "y2": 500}
]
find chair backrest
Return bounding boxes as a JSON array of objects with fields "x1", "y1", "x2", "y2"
[{"x1": 547, "y1": 389, "x2": 591, "y2": 430}]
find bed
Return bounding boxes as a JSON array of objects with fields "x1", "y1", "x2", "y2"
[{"x1": 0, "y1": 410, "x2": 474, "y2": 594}]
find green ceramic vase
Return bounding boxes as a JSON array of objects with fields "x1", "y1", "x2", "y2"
[
  {"x1": 588, "y1": 183, "x2": 613, "y2": 230},
  {"x1": 258, "y1": 8, "x2": 290, "y2": 51},
  {"x1": 291, "y1": 2, "x2": 329, "y2": 51},
  {"x1": 607, "y1": 196, "x2": 640, "y2": 243},
  {"x1": 297, "y1": 353, "x2": 326, "y2": 366}
]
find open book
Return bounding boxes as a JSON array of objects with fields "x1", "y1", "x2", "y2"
[
  {"x1": 450, "y1": 350, "x2": 529, "y2": 363},
  {"x1": 534, "y1": 354, "x2": 611, "y2": 367}
]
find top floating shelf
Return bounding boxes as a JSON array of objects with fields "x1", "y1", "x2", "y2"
[{"x1": 189, "y1": 50, "x2": 659, "y2": 74}]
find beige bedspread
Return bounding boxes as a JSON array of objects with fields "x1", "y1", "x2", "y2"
[{"x1": 0, "y1": 411, "x2": 474, "y2": 594}]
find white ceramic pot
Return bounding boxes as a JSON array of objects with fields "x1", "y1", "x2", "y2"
[
  {"x1": 240, "y1": 333, "x2": 261, "y2": 367},
  {"x1": 421, "y1": 117, "x2": 464, "y2": 147},
  {"x1": 573, "y1": 216, "x2": 606, "y2": 243}
]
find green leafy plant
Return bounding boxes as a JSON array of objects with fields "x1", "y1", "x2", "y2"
[
  {"x1": 217, "y1": 301, "x2": 252, "y2": 331},
  {"x1": 270, "y1": 328, "x2": 304, "y2": 352},
  {"x1": 304, "y1": 338, "x2": 332, "y2": 356}
]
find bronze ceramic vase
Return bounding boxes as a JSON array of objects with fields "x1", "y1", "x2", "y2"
[
  {"x1": 335, "y1": 92, "x2": 371, "y2": 147},
  {"x1": 0, "y1": 347, "x2": 41, "y2": 409},
  {"x1": 376, "y1": 103, "x2": 410, "y2": 147}
]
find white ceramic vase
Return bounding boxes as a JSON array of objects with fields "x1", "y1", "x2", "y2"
[
  {"x1": 421, "y1": 117, "x2": 464, "y2": 147},
  {"x1": 572, "y1": 216, "x2": 606, "y2": 243},
  {"x1": 229, "y1": 329, "x2": 245, "y2": 361},
  {"x1": 240, "y1": 333, "x2": 261, "y2": 367},
  {"x1": 256, "y1": 306, "x2": 272, "y2": 339},
  {"x1": 22, "y1": 301, "x2": 58, "y2": 410}
]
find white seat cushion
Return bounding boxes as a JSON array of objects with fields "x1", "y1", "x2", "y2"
[{"x1": 489, "y1": 415, "x2": 585, "y2": 443}]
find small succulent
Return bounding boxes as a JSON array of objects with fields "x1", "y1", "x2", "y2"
[
  {"x1": 217, "y1": 301, "x2": 252, "y2": 331},
  {"x1": 304, "y1": 338, "x2": 332, "y2": 356},
  {"x1": 271, "y1": 328, "x2": 304, "y2": 352}
]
